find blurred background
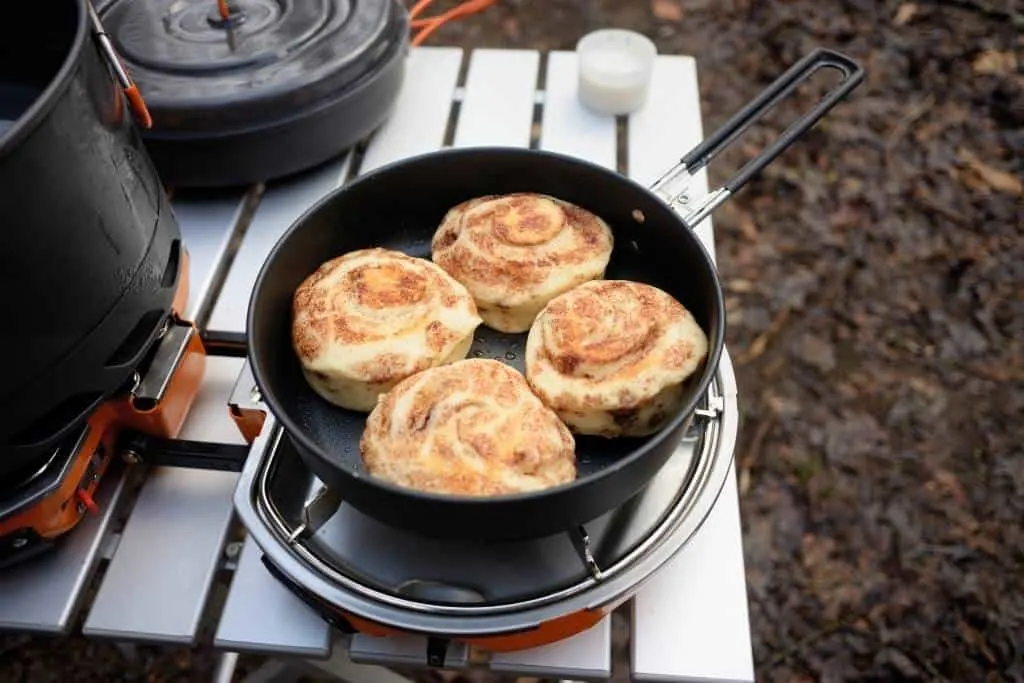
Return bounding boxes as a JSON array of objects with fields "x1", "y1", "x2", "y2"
[{"x1": 1, "y1": 0, "x2": 1021, "y2": 681}]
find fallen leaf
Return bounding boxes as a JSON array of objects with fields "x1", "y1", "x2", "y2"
[
  {"x1": 957, "y1": 618, "x2": 999, "y2": 664},
  {"x1": 932, "y1": 469, "x2": 968, "y2": 506},
  {"x1": 739, "y1": 467, "x2": 751, "y2": 495},
  {"x1": 174, "y1": 649, "x2": 191, "y2": 669},
  {"x1": 893, "y1": 2, "x2": 918, "y2": 25},
  {"x1": 957, "y1": 148, "x2": 1023, "y2": 196},
  {"x1": 727, "y1": 279, "x2": 755, "y2": 293},
  {"x1": 737, "y1": 210, "x2": 759, "y2": 240},
  {"x1": 799, "y1": 333, "x2": 837, "y2": 373},
  {"x1": 651, "y1": 0, "x2": 684, "y2": 22},
  {"x1": 969, "y1": 361, "x2": 1024, "y2": 382},
  {"x1": 737, "y1": 308, "x2": 790, "y2": 364},
  {"x1": 972, "y1": 49, "x2": 1018, "y2": 75},
  {"x1": 740, "y1": 332, "x2": 770, "y2": 364},
  {"x1": 501, "y1": 16, "x2": 520, "y2": 41}
]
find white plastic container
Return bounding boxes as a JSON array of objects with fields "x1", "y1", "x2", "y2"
[{"x1": 576, "y1": 29, "x2": 657, "y2": 116}]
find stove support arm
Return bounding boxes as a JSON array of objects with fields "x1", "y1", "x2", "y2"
[{"x1": 117, "y1": 431, "x2": 250, "y2": 472}]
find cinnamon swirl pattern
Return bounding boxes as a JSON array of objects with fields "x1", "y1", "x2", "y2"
[
  {"x1": 431, "y1": 193, "x2": 614, "y2": 333},
  {"x1": 525, "y1": 280, "x2": 709, "y2": 438},
  {"x1": 360, "y1": 359, "x2": 577, "y2": 495},
  {"x1": 292, "y1": 248, "x2": 482, "y2": 412}
]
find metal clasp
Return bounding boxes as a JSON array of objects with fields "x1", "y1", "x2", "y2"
[
  {"x1": 131, "y1": 319, "x2": 193, "y2": 407},
  {"x1": 287, "y1": 485, "x2": 343, "y2": 544},
  {"x1": 569, "y1": 525, "x2": 604, "y2": 580},
  {"x1": 694, "y1": 395, "x2": 725, "y2": 420},
  {"x1": 650, "y1": 162, "x2": 732, "y2": 230},
  {"x1": 229, "y1": 361, "x2": 264, "y2": 413}
]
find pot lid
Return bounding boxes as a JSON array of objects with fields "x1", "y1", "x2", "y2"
[{"x1": 98, "y1": 0, "x2": 401, "y2": 131}]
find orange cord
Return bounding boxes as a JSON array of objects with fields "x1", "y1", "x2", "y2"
[
  {"x1": 409, "y1": 0, "x2": 497, "y2": 47},
  {"x1": 409, "y1": 0, "x2": 436, "y2": 22}
]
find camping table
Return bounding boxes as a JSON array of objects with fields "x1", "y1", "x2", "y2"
[{"x1": 0, "y1": 47, "x2": 754, "y2": 683}]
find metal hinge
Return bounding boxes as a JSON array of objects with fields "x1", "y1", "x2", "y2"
[{"x1": 694, "y1": 395, "x2": 725, "y2": 420}]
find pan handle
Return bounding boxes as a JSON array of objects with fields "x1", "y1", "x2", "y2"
[{"x1": 650, "y1": 48, "x2": 864, "y2": 229}]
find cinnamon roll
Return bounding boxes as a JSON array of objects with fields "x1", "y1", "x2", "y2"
[
  {"x1": 525, "y1": 280, "x2": 709, "y2": 438},
  {"x1": 292, "y1": 248, "x2": 482, "y2": 412},
  {"x1": 431, "y1": 193, "x2": 614, "y2": 333},
  {"x1": 360, "y1": 359, "x2": 577, "y2": 496}
]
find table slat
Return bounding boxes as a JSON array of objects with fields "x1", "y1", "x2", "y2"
[
  {"x1": 312, "y1": 43, "x2": 471, "y2": 665},
  {"x1": 627, "y1": 59, "x2": 752, "y2": 680},
  {"x1": 631, "y1": 470, "x2": 753, "y2": 683},
  {"x1": 484, "y1": 45, "x2": 619, "y2": 680},
  {"x1": 489, "y1": 617, "x2": 611, "y2": 679},
  {"x1": 0, "y1": 471, "x2": 128, "y2": 634},
  {"x1": 349, "y1": 635, "x2": 468, "y2": 669},
  {"x1": 214, "y1": 537, "x2": 331, "y2": 657},
  {"x1": 538, "y1": 51, "x2": 616, "y2": 169},
  {"x1": 359, "y1": 47, "x2": 463, "y2": 173},
  {"x1": 454, "y1": 49, "x2": 539, "y2": 149},
  {"x1": 83, "y1": 357, "x2": 246, "y2": 643},
  {"x1": 172, "y1": 192, "x2": 249, "y2": 320},
  {"x1": 206, "y1": 158, "x2": 351, "y2": 335},
  {"x1": 626, "y1": 56, "x2": 715, "y2": 257},
  {"x1": 213, "y1": 45, "x2": 464, "y2": 661}
]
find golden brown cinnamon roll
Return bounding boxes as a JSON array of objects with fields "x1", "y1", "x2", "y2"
[
  {"x1": 292, "y1": 248, "x2": 482, "y2": 412},
  {"x1": 430, "y1": 193, "x2": 614, "y2": 333},
  {"x1": 360, "y1": 359, "x2": 577, "y2": 496},
  {"x1": 525, "y1": 280, "x2": 709, "y2": 438}
]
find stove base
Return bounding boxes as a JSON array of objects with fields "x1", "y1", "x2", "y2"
[
  {"x1": 258, "y1": 553, "x2": 610, "y2": 664},
  {"x1": 0, "y1": 253, "x2": 207, "y2": 569}
]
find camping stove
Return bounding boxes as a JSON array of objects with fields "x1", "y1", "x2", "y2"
[
  {"x1": 0, "y1": 254, "x2": 207, "y2": 569},
  {"x1": 229, "y1": 350, "x2": 739, "y2": 663}
]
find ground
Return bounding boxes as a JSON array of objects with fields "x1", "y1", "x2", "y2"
[{"x1": 2, "y1": 0, "x2": 1022, "y2": 681}]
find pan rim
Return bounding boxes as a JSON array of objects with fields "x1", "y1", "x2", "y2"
[{"x1": 246, "y1": 145, "x2": 727, "y2": 509}]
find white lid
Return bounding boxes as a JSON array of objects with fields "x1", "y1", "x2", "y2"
[{"x1": 576, "y1": 29, "x2": 657, "y2": 116}]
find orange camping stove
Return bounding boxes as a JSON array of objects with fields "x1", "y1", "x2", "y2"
[{"x1": 0, "y1": 251, "x2": 207, "y2": 568}]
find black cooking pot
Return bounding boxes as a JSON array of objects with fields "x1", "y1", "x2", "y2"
[
  {"x1": 96, "y1": 0, "x2": 410, "y2": 189},
  {"x1": 0, "y1": 0, "x2": 181, "y2": 482}
]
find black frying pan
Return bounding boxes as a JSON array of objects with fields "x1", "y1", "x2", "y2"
[{"x1": 247, "y1": 48, "x2": 864, "y2": 541}]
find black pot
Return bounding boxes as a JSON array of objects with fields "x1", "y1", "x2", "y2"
[
  {"x1": 0, "y1": 0, "x2": 181, "y2": 482},
  {"x1": 98, "y1": 0, "x2": 410, "y2": 189}
]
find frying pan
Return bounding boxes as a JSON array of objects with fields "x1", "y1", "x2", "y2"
[{"x1": 247, "y1": 48, "x2": 864, "y2": 541}]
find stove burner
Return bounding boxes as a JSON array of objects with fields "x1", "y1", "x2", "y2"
[
  {"x1": 259, "y1": 422, "x2": 704, "y2": 611},
  {"x1": 231, "y1": 350, "x2": 739, "y2": 653},
  {"x1": 0, "y1": 426, "x2": 90, "y2": 528}
]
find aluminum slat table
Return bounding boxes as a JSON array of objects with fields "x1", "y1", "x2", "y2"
[{"x1": 0, "y1": 47, "x2": 754, "y2": 683}]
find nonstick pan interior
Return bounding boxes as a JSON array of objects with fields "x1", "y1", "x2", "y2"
[{"x1": 247, "y1": 147, "x2": 725, "y2": 536}]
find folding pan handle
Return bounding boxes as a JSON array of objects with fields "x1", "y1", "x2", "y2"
[{"x1": 651, "y1": 48, "x2": 865, "y2": 228}]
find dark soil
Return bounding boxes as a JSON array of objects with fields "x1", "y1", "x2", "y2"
[{"x1": 3, "y1": 1, "x2": 1022, "y2": 681}]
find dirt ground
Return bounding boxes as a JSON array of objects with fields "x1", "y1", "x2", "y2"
[{"x1": 2, "y1": 0, "x2": 1022, "y2": 681}]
